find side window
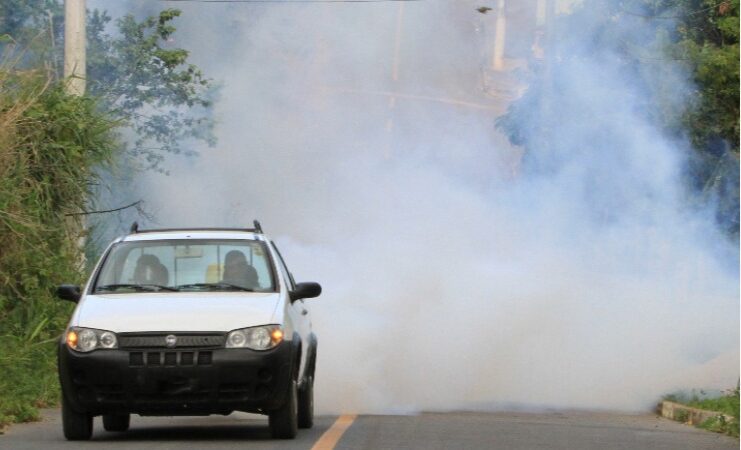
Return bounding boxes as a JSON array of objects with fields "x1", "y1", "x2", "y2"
[{"x1": 270, "y1": 242, "x2": 295, "y2": 290}]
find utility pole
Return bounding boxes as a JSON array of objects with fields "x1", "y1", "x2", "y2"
[
  {"x1": 64, "y1": 0, "x2": 86, "y2": 96},
  {"x1": 540, "y1": 0, "x2": 556, "y2": 168},
  {"x1": 64, "y1": 0, "x2": 87, "y2": 263},
  {"x1": 492, "y1": 0, "x2": 506, "y2": 71}
]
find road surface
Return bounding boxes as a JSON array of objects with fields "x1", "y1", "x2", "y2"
[{"x1": 1, "y1": 409, "x2": 737, "y2": 449}]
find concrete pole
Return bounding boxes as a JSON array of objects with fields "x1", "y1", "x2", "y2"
[
  {"x1": 540, "y1": 0, "x2": 556, "y2": 167},
  {"x1": 492, "y1": 0, "x2": 506, "y2": 71},
  {"x1": 64, "y1": 0, "x2": 87, "y2": 264},
  {"x1": 536, "y1": 0, "x2": 547, "y2": 26},
  {"x1": 64, "y1": 0, "x2": 86, "y2": 96}
]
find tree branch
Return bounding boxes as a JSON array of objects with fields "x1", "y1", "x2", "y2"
[{"x1": 64, "y1": 200, "x2": 142, "y2": 217}]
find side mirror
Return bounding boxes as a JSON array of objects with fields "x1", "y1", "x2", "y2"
[
  {"x1": 289, "y1": 282, "x2": 322, "y2": 302},
  {"x1": 57, "y1": 284, "x2": 82, "y2": 303}
]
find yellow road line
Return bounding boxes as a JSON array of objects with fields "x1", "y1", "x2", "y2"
[{"x1": 311, "y1": 414, "x2": 358, "y2": 450}]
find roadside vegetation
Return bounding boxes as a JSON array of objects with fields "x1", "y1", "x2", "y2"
[
  {"x1": 497, "y1": 0, "x2": 739, "y2": 238},
  {"x1": 0, "y1": 60, "x2": 116, "y2": 429},
  {"x1": 665, "y1": 387, "x2": 740, "y2": 437},
  {"x1": 0, "y1": 3, "x2": 212, "y2": 430}
]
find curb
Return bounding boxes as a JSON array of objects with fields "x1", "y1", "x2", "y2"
[{"x1": 659, "y1": 400, "x2": 734, "y2": 426}]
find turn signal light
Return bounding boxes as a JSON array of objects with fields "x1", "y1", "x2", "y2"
[
  {"x1": 66, "y1": 330, "x2": 78, "y2": 348},
  {"x1": 271, "y1": 328, "x2": 284, "y2": 344}
]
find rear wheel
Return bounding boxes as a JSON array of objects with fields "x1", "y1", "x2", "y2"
[
  {"x1": 269, "y1": 379, "x2": 298, "y2": 439},
  {"x1": 297, "y1": 375, "x2": 314, "y2": 429},
  {"x1": 103, "y1": 413, "x2": 130, "y2": 432},
  {"x1": 62, "y1": 395, "x2": 92, "y2": 441}
]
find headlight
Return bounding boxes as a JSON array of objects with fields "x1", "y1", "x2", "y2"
[
  {"x1": 226, "y1": 325, "x2": 283, "y2": 350},
  {"x1": 66, "y1": 327, "x2": 118, "y2": 352}
]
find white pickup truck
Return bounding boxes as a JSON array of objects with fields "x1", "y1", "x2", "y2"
[{"x1": 56, "y1": 222, "x2": 320, "y2": 440}]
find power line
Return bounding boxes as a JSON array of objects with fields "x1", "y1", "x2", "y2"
[{"x1": 159, "y1": 0, "x2": 424, "y2": 3}]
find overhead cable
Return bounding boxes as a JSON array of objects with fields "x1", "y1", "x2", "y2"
[{"x1": 159, "y1": 0, "x2": 424, "y2": 3}]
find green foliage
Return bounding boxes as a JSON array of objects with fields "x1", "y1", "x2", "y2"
[
  {"x1": 496, "y1": 0, "x2": 739, "y2": 237},
  {"x1": 671, "y1": 0, "x2": 739, "y2": 152},
  {"x1": 664, "y1": 387, "x2": 739, "y2": 437},
  {"x1": 0, "y1": 4, "x2": 214, "y2": 428},
  {"x1": 698, "y1": 414, "x2": 739, "y2": 437},
  {"x1": 0, "y1": 61, "x2": 117, "y2": 429},
  {"x1": 687, "y1": 388, "x2": 740, "y2": 417},
  {"x1": 675, "y1": 409, "x2": 690, "y2": 422},
  {"x1": 87, "y1": 8, "x2": 216, "y2": 169},
  {"x1": 0, "y1": 1, "x2": 63, "y2": 45},
  {"x1": 0, "y1": 0, "x2": 64, "y2": 74},
  {"x1": 689, "y1": 387, "x2": 740, "y2": 437},
  {"x1": 2, "y1": 3, "x2": 215, "y2": 170}
]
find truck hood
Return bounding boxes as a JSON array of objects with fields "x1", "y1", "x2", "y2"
[{"x1": 74, "y1": 292, "x2": 282, "y2": 333}]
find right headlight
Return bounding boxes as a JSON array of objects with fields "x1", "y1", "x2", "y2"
[
  {"x1": 226, "y1": 325, "x2": 283, "y2": 350},
  {"x1": 66, "y1": 327, "x2": 118, "y2": 352}
]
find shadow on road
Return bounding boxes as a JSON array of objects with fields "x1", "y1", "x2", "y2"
[
  {"x1": 0, "y1": 410, "x2": 334, "y2": 449},
  {"x1": 95, "y1": 423, "x2": 274, "y2": 442}
]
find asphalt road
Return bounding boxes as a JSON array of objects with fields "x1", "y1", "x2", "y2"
[{"x1": 1, "y1": 409, "x2": 737, "y2": 449}]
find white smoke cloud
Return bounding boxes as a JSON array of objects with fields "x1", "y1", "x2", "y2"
[{"x1": 99, "y1": 0, "x2": 738, "y2": 413}]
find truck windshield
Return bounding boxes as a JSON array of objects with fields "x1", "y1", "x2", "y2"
[{"x1": 93, "y1": 239, "x2": 276, "y2": 294}]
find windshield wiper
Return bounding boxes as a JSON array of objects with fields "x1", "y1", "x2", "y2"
[
  {"x1": 95, "y1": 283, "x2": 178, "y2": 293},
  {"x1": 176, "y1": 283, "x2": 255, "y2": 292}
]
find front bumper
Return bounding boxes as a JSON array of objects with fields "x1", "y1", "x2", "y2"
[{"x1": 58, "y1": 340, "x2": 293, "y2": 416}]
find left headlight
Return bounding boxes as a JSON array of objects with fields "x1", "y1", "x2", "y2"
[
  {"x1": 226, "y1": 325, "x2": 283, "y2": 350},
  {"x1": 66, "y1": 327, "x2": 118, "y2": 352}
]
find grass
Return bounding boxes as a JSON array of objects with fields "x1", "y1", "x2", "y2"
[
  {"x1": 687, "y1": 388, "x2": 740, "y2": 437},
  {"x1": 0, "y1": 52, "x2": 116, "y2": 433},
  {"x1": 664, "y1": 387, "x2": 740, "y2": 437},
  {"x1": 0, "y1": 338, "x2": 61, "y2": 431}
]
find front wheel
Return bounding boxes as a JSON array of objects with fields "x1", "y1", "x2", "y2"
[
  {"x1": 297, "y1": 376, "x2": 314, "y2": 429},
  {"x1": 269, "y1": 379, "x2": 298, "y2": 439},
  {"x1": 103, "y1": 413, "x2": 130, "y2": 432},
  {"x1": 62, "y1": 395, "x2": 92, "y2": 441}
]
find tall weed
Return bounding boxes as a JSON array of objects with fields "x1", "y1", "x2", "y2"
[{"x1": 0, "y1": 55, "x2": 117, "y2": 429}]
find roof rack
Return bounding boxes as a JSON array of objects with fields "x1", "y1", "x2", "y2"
[{"x1": 128, "y1": 220, "x2": 264, "y2": 235}]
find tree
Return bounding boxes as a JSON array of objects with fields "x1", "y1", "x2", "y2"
[
  {"x1": 672, "y1": 0, "x2": 739, "y2": 154},
  {"x1": 672, "y1": 1, "x2": 739, "y2": 236},
  {"x1": 496, "y1": 0, "x2": 739, "y2": 237},
  {"x1": 87, "y1": 9, "x2": 216, "y2": 169},
  {"x1": 1, "y1": 3, "x2": 215, "y2": 170}
]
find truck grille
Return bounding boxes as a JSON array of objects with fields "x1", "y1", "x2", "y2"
[
  {"x1": 129, "y1": 351, "x2": 213, "y2": 367},
  {"x1": 119, "y1": 333, "x2": 225, "y2": 349}
]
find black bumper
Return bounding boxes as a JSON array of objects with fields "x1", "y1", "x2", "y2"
[{"x1": 58, "y1": 341, "x2": 293, "y2": 416}]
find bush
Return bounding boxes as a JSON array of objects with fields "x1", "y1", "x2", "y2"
[{"x1": 0, "y1": 59, "x2": 117, "y2": 430}]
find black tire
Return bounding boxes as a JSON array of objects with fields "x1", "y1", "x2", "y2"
[
  {"x1": 103, "y1": 413, "x2": 130, "y2": 432},
  {"x1": 62, "y1": 395, "x2": 92, "y2": 441},
  {"x1": 297, "y1": 375, "x2": 314, "y2": 429},
  {"x1": 269, "y1": 379, "x2": 298, "y2": 439}
]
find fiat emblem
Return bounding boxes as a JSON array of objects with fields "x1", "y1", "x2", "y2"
[{"x1": 165, "y1": 335, "x2": 177, "y2": 348}]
